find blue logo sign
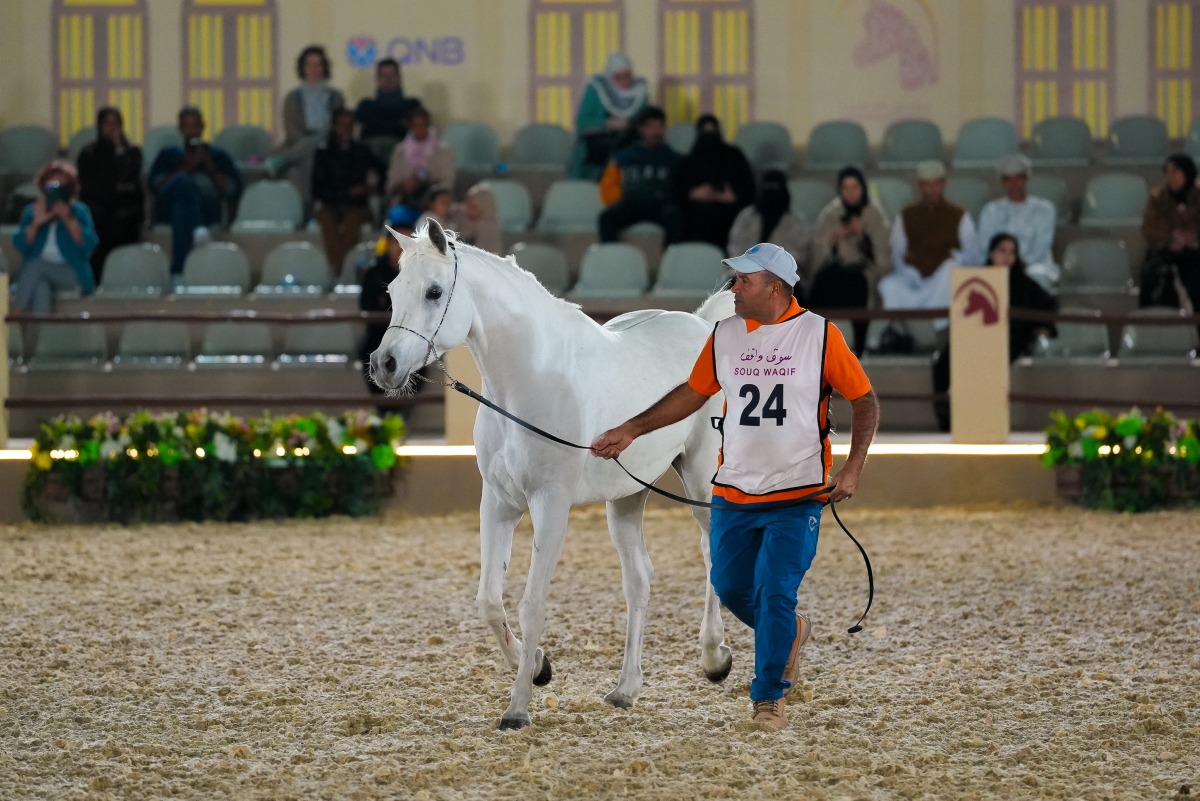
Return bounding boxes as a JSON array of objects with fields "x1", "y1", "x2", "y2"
[
  {"x1": 345, "y1": 36, "x2": 378, "y2": 69},
  {"x1": 345, "y1": 35, "x2": 466, "y2": 68}
]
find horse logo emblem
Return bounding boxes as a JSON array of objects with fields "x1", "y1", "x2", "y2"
[{"x1": 953, "y1": 277, "x2": 1000, "y2": 326}]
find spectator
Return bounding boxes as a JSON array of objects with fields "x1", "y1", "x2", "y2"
[
  {"x1": 1139, "y1": 152, "x2": 1200, "y2": 313},
  {"x1": 672, "y1": 114, "x2": 755, "y2": 249},
  {"x1": 387, "y1": 106, "x2": 455, "y2": 207},
  {"x1": 280, "y1": 45, "x2": 346, "y2": 205},
  {"x1": 447, "y1": 181, "x2": 502, "y2": 254},
  {"x1": 419, "y1": 186, "x2": 453, "y2": 226},
  {"x1": 976, "y1": 154, "x2": 1058, "y2": 292},
  {"x1": 10, "y1": 160, "x2": 98, "y2": 314},
  {"x1": 879, "y1": 159, "x2": 977, "y2": 315},
  {"x1": 567, "y1": 52, "x2": 649, "y2": 181},
  {"x1": 361, "y1": 204, "x2": 420, "y2": 408},
  {"x1": 931, "y1": 233, "x2": 1058, "y2": 431},
  {"x1": 355, "y1": 57, "x2": 421, "y2": 142},
  {"x1": 149, "y1": 107, "x2": 241, "y2": 274},
  {"x1": 76, "y1": 106, "x2": 143, "y2": 284},
  {"x1": 313, "y1": 108, "x2": 386, "y2": 273},
  {"x1": 808, "y1": 166, "x2": 891, "y2": 355},
  {"x1": 727, "y1": 170, "x2": 811, "y2": 294},
  {"x1": 598, "y1": 106, "x2": 684, "y2": 245}
]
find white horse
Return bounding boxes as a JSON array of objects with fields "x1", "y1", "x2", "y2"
[{"x1": 370, "y1": 219, "x2": 734, "y2": 730}]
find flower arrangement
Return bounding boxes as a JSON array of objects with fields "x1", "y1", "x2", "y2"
[
  {"x1": 1042, "y1": 407, "x2": 1200, "y2": 512},
  {"x1": 22, "y1": 410, "x2": 407, "y2": 523}
]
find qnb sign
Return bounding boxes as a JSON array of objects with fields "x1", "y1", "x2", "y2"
[{"x1": 345, "y1": 35, "x2": 466, "y2": 68}]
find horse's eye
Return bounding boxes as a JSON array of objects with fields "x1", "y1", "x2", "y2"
[{"x1": 425, "y1": 285, "x2": 443, "y2": 301}]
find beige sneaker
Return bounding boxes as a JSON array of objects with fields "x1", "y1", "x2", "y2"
[
  {"x1": 782, "y1": 613, "x2": 811, "y2": 693},
  {"x1": 750, "y1": 697, "x2": 788, "y2": 730}
]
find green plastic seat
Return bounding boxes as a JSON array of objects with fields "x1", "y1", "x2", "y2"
[
  {"x1": 96, "y1": 243, "x2": 171, "y2": 298},
  {"x1": 113, "y1": 322, "x2": 190, "y2": 368},
  {"x1": 569, "y1": 243, "x2": 648, "y2": 299},
  {"x1": 952, "y1": 117, "x2": 1019, "y2": 169},
  {"x1": 787, "y1": 178, "x2": 837, "y2": 224},
  {"x1": 649, "y1": 242, "x2": 729, "y2": 298},
  {"x1": 665, "y1": 121, "x2": 696, "y2": 155},
  {"x1": 179, "y1": 242, "x2": 252, "y2": 295},
  {"x1": 442, "y1": 122, "x2": 500, "y2": 172},
  {"x1": 1118, "y1": 308, "x2": 1198, "y2": 361},
  {"x1": 487, "y1": 179, "x2": 533, "y2": 233},
  {"x1": 1079, "y1": 173, "x2": 1148, "y2": 227},
  {"x1": 945, "y1": 174, "x2": 993, "y2": 220},
  {"x1": 1028, "y1": 174, "x2": 1073, "y2": 225},
  {"x1": 27, "y1": 323, "x2": 107, "y2": 371},
  {"x1": 508, "y1": 124, "x2": 573, "y2": 171},
  {"x1": 141, "y1": 125, "x2": 185, "y2": 176},
  {"x1": 196, "y1": 322, "x2": 274, "y2": 365},
  {"x1": 230, "y1": 180, "x2": 303, "y2": 232},
  {"x1": 535, "y1": 180, "x2": 603, "y2": 233},
  {"x1": 0, "y1": 125, "x2": 58, "y2": 180},
  {"x1": 871, "y1": 176, "x2": 917, "y2": 220},
  {"x1": 734, "y1": 122, "x2": 793, "y2": 173},
  {"x1": 254, "y1": 241, "x2": 332, "y2": 294},
  {"x1": 878, "y1": 119, "x2": 943, "y2": 169},
  {"x1": 510, "y1": 241, "x2": 570, "y2": 294},
  {"x1": 805, "y1": 120, "x2": 869, "y2": 171},
  {"x1": 1061, "y1": 238, "x2": 1132, "y2": 290},
  {"x1": 66, "y1": 127, "x2": 98, "y2": 163},
  {"x1": 1030, "y1": 308, "x2": 1110, "y2": 362},
  {"x1": 1104, "y1": 115, "x2": 1169, "y2": 166},
  {"x1": 1030, "y1": 116, "x2": 1092, "y2": 167},
  {"x1": 278, "y1": 322, "x2": 357, "y2": 367}
]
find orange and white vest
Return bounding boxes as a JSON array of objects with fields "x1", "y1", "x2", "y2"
[{"x1": 712, "y1": 310, "x2": 829, "y2": 497}]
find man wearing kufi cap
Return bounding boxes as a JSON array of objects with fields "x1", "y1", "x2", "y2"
[
  {"x1": 976, "y1": 154, "x2": 1060, "y2": 291},
  {"x1": 591, "y1": 243, "x2": 880, "y2": 731},
  {"x1": 879, "y1": 159, "x2": 979, "y2": 313}
]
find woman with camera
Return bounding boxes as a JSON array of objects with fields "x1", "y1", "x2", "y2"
[
  {"x1": 9, "y1": 159, "x2": 98, "y2": 314},
  {"x1": 808, "y1": 165, "x2": 891, "y2": 355}
]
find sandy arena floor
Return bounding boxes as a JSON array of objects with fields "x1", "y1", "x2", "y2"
[{"x1": 1, "y1": 504, "x2": 1197, "y2": 800}]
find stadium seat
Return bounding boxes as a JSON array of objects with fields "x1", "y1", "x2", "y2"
[
  {"x1": 443, "y1": 122, "x2": 500, "y2": 172},
  {"x1": 1030, "y1": 116, "x2": 1092, "y2": 167},
  {"x1": 1061, "y1": 238, "x2": 1133, "y2": 291},
  {"x1": 1118, "y1": 308, "x2": 1199, "y2": 361},
  {"x1": 1104, "y1": 115, "x2": 1170, "y2": 166},
  {"x1": 66, "y1": 127, "x2": 98, "y2": 163},
  {"x1": 805, "y1": 120, "x2": 870, "y2": 171},
  {"x1": 487, "y1": 179, "x2": 534, "y2": 233},
  {"x1": 277, "y1": 322, "x2": 357, "y2": 367},
  {"x1": 6, "y1": 322, "x2": 23, "y2": 366},
  {"x1": 95, "y1": 243, "x2": 171, "y2": 298},
  {"x1": 230, "y1": 180, "x2": 304, "y2": 232},
  {"x1": 734, "y1": 122, "x2": 793, "y2": 173},
  {"x1": 1186, "y1": 117, "x2": 1200, "y2": 161},
  {"x1": 569, "y1": 243, "x2": 648, "y2": 299},
  {"x1": 112, "y1": 322, "x2": 190, "y2": 369},
  {"x1": 213, "y1": 125, "x2": 276, "y2": 176},
  {"x1": 336, "y1": 240, "x2": 379, "y2": 292},
  {"x1": 649, "y1": 242, "x2": 729, "y2": 298},
  {"x1": 508, "y1": 124, "x2": 573, "y2": 171},
  {"x1": 878, "y1": 119, "x2": 944, "y2": 170},
  {"x1": 1028, "y1": 173, "x2": 1073, "y2": 225},
  {"x1": 1079, "y1": 173, "x2": 1148, "y2": 227},
  {"x1": 254, "y1": 241, "x2": 333, "y2": 294},
  {"x1": 0, "y1": 125, "x2": 58, "y2": 182},
  {"x1": 178, "y1": 242, "x2": 252, "y2": 295},
  {"x1": 1029, "y1": 308, "x2": 1110, "y2": 362},
  {"x1": 871, "y1": 176, "x2": 917, "y2": 219},
  {"x1": 141, "y1": 125, "x2": 185, "y2": 176},
  {"x1": 196, "y1": 322, "x2": 274, "y2": 366},
  {"x1": 665, "y1": 121, "x2": 696, "y2": 155},
  {"x1": 26, "y1": 323, "x2": 107, "y2": 371},
  {"x1": 788, "y1": 178, "x2": 837, "y2": 224},
  {"x1": 510, "y1": 241, "x2": 571, "y2": 294},
  {"x1": 535, "y1": 180, "x2": 603, "y2": 233},
  {"x1": 944, "y1": 174, "x2": 993, "y2": 220},
  {"x1": 952, "y1": 117, "x2": 1019, "y2": 168}
]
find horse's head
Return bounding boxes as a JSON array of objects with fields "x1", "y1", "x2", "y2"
[{"x1": 369, "y1": 218, "x2": 473, "y2": 392}]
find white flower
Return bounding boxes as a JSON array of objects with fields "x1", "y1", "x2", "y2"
[
  {"x1": 1068, "y1": 442, "x2": 1083, "y2": 459},
  {"x1": 326, "y1": 419, "x2": 344, "y2": 447},
  {"x1": 213, "y1": 432, "x2": 239, "y2": 463},
  {"x1": 100, "y1": 439, "x2": 123, "y2": 460}
]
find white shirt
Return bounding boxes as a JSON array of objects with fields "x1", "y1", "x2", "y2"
[
  {"x1": 39, "y1": 222, "x2": 66, "y2": 263},
  {"x1": 976, "y1": 195, "x2": 1057, "y2": 268}
]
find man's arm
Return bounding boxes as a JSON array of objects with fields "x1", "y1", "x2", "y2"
[
  {"x1": 828, "y1": 389, "x2": 879, "y2": 501},
  {"x1": 590, "y1": 382, "x2": 709, "y2": 459}
]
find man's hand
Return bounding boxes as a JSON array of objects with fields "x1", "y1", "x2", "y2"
[
  {"x1": 827, "y1": 466, "x2": 860, "y2": 502},
  {"x1": 590, "y1": 425, "x2": 635, "y2": 459}
]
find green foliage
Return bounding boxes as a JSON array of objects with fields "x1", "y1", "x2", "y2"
[
  {"x1": 1043, "y1": 407, "x2": 1200, "y2": 512},
  {"x1": 22, "y1": 410, "x2": 407, "y2": 524}
]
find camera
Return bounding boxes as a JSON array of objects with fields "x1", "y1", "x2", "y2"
[{"x1": 43, "y1": 180, "x2": 70, "y2": 206}]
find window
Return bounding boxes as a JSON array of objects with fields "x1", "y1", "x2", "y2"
[
  {"x1": 182, "y1": 0, "x2": 278, "y2": 134},
  {"x1": 658, "y1": 0, "x2": 753, "y2": 137},
  {"x1": 1149, "y1": 1, "x2": 1199, "y2": 137},
  {"x1": 1015, "y1": 0, "x2": 1114, "y2": 138},
  {"x1": 529, "y1": 0, "x2": 625, "y2": 129},
  {"x1": 52, "y1": 0, "x2": 149, "y2": 147}
]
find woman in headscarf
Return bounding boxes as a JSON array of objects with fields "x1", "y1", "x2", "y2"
[
  {"x1": 1140, "y1": 152, "x2": 1200, "y2": 313},
  {"x1": 673, "y1": 114, "x2": 756, "y2": 249},
  {"x1": 448, "y1": 181, "x2": 503, "y2": 255},
  {"x1": 727, "y1": 170, "x2": 811, "y2": 298},
  {"x1": 567, "y1": 52, "x2": 649, "y2": 181},
  {"x1": 76, "y1": 106, "x2": 144, "y2": 284},
  {"x1": 808, "y1": 165, "x2": 891, "y2": 355}
]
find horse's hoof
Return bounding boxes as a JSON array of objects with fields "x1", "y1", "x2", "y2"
[
  {"x1": 604, "y1": 690, "x2": 636, "y2": 709},
  {"x1": 498, "y1": 714, "x2": 531, "y2": 731},
  {"x1": 532, "y1": 654, "x2": 553, "y2": 686},
  {"x1": 704, "y1": 647, "x2": 734, "y2": 684}
]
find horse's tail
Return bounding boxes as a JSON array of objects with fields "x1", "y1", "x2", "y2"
[{"x1": 695, "y1": 285, "x2": 735, "y2": 324}]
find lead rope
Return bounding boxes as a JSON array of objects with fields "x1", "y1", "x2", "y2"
[{"x1": 380, "y1": 240, "x2": 872, "y2": 633}]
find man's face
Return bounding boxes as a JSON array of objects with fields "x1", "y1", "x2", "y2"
[
  {"x1": 1001, "y1": 172, "x2": 1028, "y2": 202},
  {"x1": 730, "y1": 270, "x2": 778, "y2": 321},
  {"x1": 917, "y1": 177, "x2": 945, "y2": 203},
  {"x1": 639, "y1": 118, "x2": 665, "y2": 148},
  {"x1": 377, "y1": 64, "x2": 400, "y2": 92},
  {"x1": 332, "y1": 113, "x2": 355, "y2": 144},
  {"x1": 179, "y1": 113, "x2": 204, "y2": 141}
]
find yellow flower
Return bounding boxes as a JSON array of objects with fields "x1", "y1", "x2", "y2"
[
  {"x1": 1092, "y1": 426, "x2": 1108, "y2": 439},
  {"x1": 34, "y1": 451, "x2": 52, "y2": 471}
]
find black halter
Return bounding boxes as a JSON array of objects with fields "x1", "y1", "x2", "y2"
[{"x1": 383, "y1": 239, "x2": 460, "y2": 386}]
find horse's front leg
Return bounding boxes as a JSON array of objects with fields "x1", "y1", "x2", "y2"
[
  {"x1": 604, "y1": 490, "x2": 652, "y2": 708},
  {"x1": 498, "y1": 489, "x2": 571, "y2": 731},
  {"x1": 676, "y1": 456, "x2": 733, "y2": 682},
  {"x1": 478, "y1": 485, "x2": 524, "y2": 671}
]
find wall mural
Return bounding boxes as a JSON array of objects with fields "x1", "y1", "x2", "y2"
[{"x1": 849, "y1": 0, "x2": 939, "y2": 91}]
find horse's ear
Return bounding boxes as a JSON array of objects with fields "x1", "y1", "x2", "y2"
[
  {"x1": 427, "y1": 217, "x2": 448, "y2": 256},
  {"x1": 384, "y1": 224, "x2": 417, "y2": 250}
]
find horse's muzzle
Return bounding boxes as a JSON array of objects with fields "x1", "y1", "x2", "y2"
[{"x1": 369, "y1": 348, "x2": 407, "y2": 391}]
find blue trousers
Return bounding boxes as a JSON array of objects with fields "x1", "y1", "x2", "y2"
[
  {"x1": 709, "y1": 499, "x2": 822, "y2": 701},
  {"x1": 155, "y1": 174, "x2": 222, "y2": 273}
]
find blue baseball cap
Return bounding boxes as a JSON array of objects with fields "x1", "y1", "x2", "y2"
[
  {"x1": 386, "y1": 204, "x2": 421, "y2": 227},
  {"x1": 722, "y1": 243, "x2": 799, "y2": 285}
]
